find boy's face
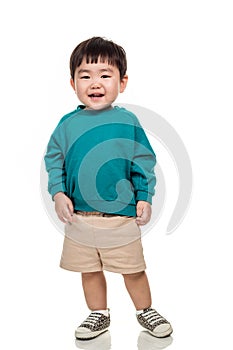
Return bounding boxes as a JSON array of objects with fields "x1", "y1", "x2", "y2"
[{"x1": 70, "y1": 58, "x2": 128, "y2": 110}]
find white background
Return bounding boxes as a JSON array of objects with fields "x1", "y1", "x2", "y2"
[{"x1": 1, "y1": 1, "x2": 233, "y2": 349}]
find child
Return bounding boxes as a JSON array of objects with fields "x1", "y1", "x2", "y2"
[{"x1": 44, "y1": 37, "x2": 173, "y2": 340}]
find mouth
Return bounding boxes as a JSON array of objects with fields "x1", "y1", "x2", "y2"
[{"x1": 88, "y1": 93, "x2": 105, "y2": 98}]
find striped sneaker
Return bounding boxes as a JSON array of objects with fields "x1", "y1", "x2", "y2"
[
  {"x1": 75, "y1": 310, "x2": 110, "y2": 340},
  {"x1": 136, "y1": 308, "x2": 173, "y2": 338}
]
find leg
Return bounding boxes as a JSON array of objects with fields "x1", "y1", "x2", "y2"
[
  {"x1": 123, "y1": 271, "x2": 173, "y2": 338},
  {"x1": 81, "y1": 271, "x2": 107, "y2": 310},
  {"x1": 122, "y1": 271, "x2": 152, "y2": 310},
  {"x1": 76, "y1": 272, "x2": 110, "y2": 340}
]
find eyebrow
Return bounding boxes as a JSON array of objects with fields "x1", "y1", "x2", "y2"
[{"x1": 77, "y1": 68, "x2": 114, "y2": 74}]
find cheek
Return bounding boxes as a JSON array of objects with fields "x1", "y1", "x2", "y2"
[
  {"x1": 76, "y1": 85, "x2": 85, "y2": 96},
  {"x1": 74, "y1": 80, "x2": 86, "y2": 93},
  {"x1": 108, "y1": 81, "x2": 121, "y2": 95}
]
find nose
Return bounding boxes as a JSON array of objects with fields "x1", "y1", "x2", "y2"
[
  {"x1": 90, "y1": 76, "x2": 102, "y2": 89},
  {"x1": 91, "y1": 82, "x2": 101, "y2": 89},
  {"x1": 91, "y1": 81, "x2": 101, "y2": 89}
]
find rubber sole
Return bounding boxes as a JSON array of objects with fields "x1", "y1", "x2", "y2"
[
  {"x1": 75, "y1": 328, "x2": 109, "y2": 340},
  {"x1": 148, "y1": 324, "x2": 173, "y2": 338}
]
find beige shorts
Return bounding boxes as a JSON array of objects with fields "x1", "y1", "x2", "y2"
[{"x1": 60, "y1": 214, "x2": 146, "y2": 274}]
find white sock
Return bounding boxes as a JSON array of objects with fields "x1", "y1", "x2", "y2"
[
  {"x1": 93, "y1": 309, "x2": 109, "y2": 316},
  {"x1": 136, "y1": 309, "x2": 144, "y2": 315}
]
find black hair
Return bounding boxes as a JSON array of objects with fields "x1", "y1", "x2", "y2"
[{"x1": 70, "y1": 37, "x2": 127, "y2": 80}]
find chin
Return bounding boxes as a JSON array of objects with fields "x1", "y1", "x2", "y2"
[{"x1": 88, "y1": 103, "x2": 112, "y2": 111}]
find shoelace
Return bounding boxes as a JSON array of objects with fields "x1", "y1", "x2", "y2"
[
  {"x1": 141, "y1": 308, "x2": 167, "y2": 325},
  {"x1": 81, "y1": 312, "x2": 104, "y2": 327}
]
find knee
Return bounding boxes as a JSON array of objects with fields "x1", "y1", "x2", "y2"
[
  {"x1": 82, "y1": 271, "x2": 103, "y2": 279},
  {"x1": 122, "y1": 271, "x2": 145, "y2": 281}
]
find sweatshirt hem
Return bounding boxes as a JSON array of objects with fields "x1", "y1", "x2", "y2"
[{"x1": 73, "y1": 201, "x2": 137, "y2": 217}]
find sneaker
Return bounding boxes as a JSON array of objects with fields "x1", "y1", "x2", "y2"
[
  {"x1": 75, "y1": 310, "x2": 110, "y2": 340},
  {"x1": 75, "y1": 330, "x2": 111, "y2": 349},
  {"x1": 137, "y1": 331, "x2": 173, "y2": 350},
  {"x1": 136, "y1": 308, "x2": 173, "y2": 338}
]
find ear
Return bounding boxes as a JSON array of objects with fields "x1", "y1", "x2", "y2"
[
  {"x1": 70, "y1": 78, "x2": 76, "y2": 91},
  {"x1": 120, "y1": 75, "x2": 128, "y2": 93}
]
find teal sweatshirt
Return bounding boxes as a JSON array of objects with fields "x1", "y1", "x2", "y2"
[{"x1": 44, "y1": 106, "x2": 156, "y2": 217}]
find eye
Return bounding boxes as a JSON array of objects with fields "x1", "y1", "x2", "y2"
[
  {"x1": 101, "y1": 75, "x2": 111, "y2": 79},
  {"x1": 80, "y1": 75, "x2": 90, "y2": 80}
]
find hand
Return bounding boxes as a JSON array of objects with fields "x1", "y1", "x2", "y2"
[
  {"x1": 54, "y1": 192, "x2": 74, "y2": 223},
  {"x1": 135, "y1": 201, "x2": 152, "y2": 226}
]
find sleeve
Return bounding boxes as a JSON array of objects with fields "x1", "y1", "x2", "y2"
[
  {"x1": 44, "y1": 134, "x2": 67, "y2": 199},
  {"x1": 130, "y1": 121, "x2": 156, "y2": 204}
]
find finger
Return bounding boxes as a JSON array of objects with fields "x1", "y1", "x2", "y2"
[
  {"x1": 57, "y1": 214, "x2": 68, "y2": 224},
  {"x1": 61, "y1": 212, "x2": 70, "y2": 223},
  {"x1": 136, "y1": 218, "x2": 146, "y2": 226},
  {"x1": 67, "y1": 204, "x2": 74, "y2": 221},
  {"x1": 136, "y1": 213, "x2": 150, "y2": 226},
  {"x1": 67, "y1": 201, "x2": 74, "y2": 215},
  {"x1": 62, "y1": 207, "x2": 74, "y2": 223},
  {"x1": 136, "y1": 206, "x2": 143, "y2": 217}
]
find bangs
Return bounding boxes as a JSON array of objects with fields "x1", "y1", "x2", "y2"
[
  {"x1": 85, "y1": 53, "x2": 119, "y2": 67},
  {"x1": 84, "y1": 40, "x2": 122, "y2": 67}
]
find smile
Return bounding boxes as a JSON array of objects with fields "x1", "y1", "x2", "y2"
[{"x1": 88, "y1": 93, "x2": 104, "y2": 98}]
